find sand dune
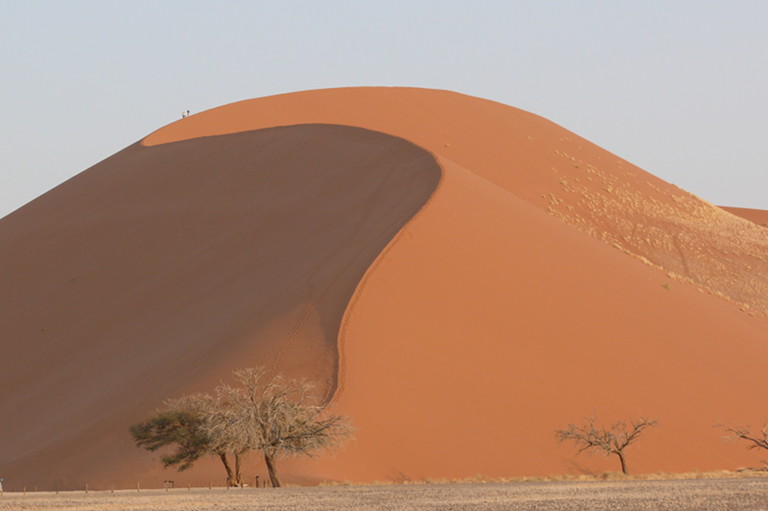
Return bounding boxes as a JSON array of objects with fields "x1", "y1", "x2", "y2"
[
  {"x1": 722, "y1": 206, "x2": 768, "y2": 227},
  {"x1": 1, "y1": 88, "x2": 766, "y2": 489}
]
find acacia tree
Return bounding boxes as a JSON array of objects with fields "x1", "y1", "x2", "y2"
[
  {"x1": 130, "y1": 408, "x2": 209, "y2": 470},
  {"x1": 555, "y1": 416, "x2": 658, "y2": 475},
  {"x1": 722, "y1": 423, "x2": 768, "y2": 453},
  {"x1": 131, "y1": 393, "x2": 245, "y2": 486},
  {"x1": 132, "y1": 368, "x2": 351, "y2": 488},
  {"x1": 205, "y1": 368, "x2": 352, "y2": 488}
]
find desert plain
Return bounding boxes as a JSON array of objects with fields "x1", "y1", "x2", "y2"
[{"x1": 1, "y1": 477, "x2": 768, "y2": 511}]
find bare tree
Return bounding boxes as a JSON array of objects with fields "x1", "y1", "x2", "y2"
[
  {"x1": 134, "y1": 368, "x2": 351, "y2": 488},
  {"x1": 721, "y1": 423, "x2": 768, "y2": 453},
  {"x1": 555, "y1": 416, "x2": 658, "y2": 475},
  {"x1": 204, "y1": 368, "x2": 352, "y2": 487},
  {"x1": 171, "y1": 393, "x2": 248, "y2": 486}
]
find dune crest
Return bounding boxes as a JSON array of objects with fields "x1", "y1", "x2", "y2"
[{"x1": 147, "y1": 87, "x2": 768, "y2": 316}]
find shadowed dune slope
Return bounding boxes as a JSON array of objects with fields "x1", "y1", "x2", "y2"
[
  {"x1": 147, "y1": 88, "x2": 768, "y2": 480},
  {"x1": 0, "y1": 124, "x2": 440, "y2": 489}
]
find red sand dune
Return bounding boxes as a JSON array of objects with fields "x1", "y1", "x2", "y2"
[
  {"x1": 1, "y1": 87, "x2": 767, "y2": 489},
  {"x1": 722, "y1": 206, "x2": 768, "y2": 228}
]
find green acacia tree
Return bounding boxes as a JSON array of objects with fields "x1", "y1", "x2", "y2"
[{"x1": 130, "y1": 394, "x2": 244, "y2": 486}]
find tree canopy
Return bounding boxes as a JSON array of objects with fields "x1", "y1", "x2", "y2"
[
  {"x1": 722, "y1": 423, "x2": 768, "y2": 452},
  {"x1": 130, "y1": 408, "x2": 210, "y2": 471},
  {"x1": 205, "y1": 368, "x2": 351, "y2": 487},
  {"x1": 131, "y1": 367, "x2": 351, "y2": 487},
  {"x1": 556, "y1": 416, "x2": 657, "y2": 475}
]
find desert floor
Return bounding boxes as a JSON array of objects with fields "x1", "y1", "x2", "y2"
[{"x1": 1, "y1": 479, "x2": 766, "y2": 511}]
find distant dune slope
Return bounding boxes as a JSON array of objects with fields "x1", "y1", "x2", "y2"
[
  {"x1": 2, "y1": 88, "x2": 767, "y2": 489},
  {"x1": 0, "y1": 124, "x2": 440, "y2": 489},
  {"x1": 721, "y1": 206, "x2": 768, "y2": 228}
]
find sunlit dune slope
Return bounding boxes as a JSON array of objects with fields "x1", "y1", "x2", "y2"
[
  {"x1": 0, "y1": 124, "x2": 440, "y2": 489},
  {"x1": 299, "y1": 155, "x2": 768, "y2": 481},
  {"x1": 1, "y1": 87, "x2": 766, "y2": 489}
]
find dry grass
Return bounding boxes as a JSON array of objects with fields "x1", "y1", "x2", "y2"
[
  {"x1": 317, "y1": 467, "x2": 768, "y2": 486},
  {"x1": 2, "y1": 477, "x2": 768, "y2": 511}
]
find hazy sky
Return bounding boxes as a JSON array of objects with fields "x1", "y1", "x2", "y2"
[{"x1": 2, "y1": 1, "x2": 766, "y2": 218}]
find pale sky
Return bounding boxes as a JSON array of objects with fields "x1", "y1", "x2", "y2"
[{"x1": 2, "y1": 1, "x2": 766, "y2": 219}]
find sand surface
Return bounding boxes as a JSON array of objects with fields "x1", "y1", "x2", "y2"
[
  {"x1": 1, "y1": 479, "x2": 767, "y2": 511},
  {"x1": 1, "y1": 87, "x2": 767, "y2": 489}
]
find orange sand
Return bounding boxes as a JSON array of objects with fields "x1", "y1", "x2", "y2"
[{"x1": 1, "y1": 88, "x2": 766, "y2": 489}]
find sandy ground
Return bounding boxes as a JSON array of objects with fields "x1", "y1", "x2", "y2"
[{"x1": 1, "y1": 479, "x2": 766, "y2": 511}]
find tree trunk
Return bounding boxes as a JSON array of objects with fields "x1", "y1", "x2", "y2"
[
  {"x1": 617, "y1": 451, "x2": 629, "y2": 475},
  {"x1": 264, "y1": 451, "x2": 281, "y2": 488},
  {"x1": 218, "y1": 452, "x2": 235, "y2": 486},
  {"x1": 234, "y1": 452, "x2": 243, "y2": 487}
]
